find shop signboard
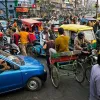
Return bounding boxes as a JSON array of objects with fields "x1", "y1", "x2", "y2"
[{"x1": 16, "y1": 7, "x2": 28, "y2": 12}]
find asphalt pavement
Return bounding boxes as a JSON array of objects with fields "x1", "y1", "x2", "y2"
[{"x1": 0, "y1": 57, "x2": 89, "y2": 100}]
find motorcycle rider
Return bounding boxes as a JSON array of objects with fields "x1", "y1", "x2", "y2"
[{"x1": 74, "y1": 32, "x2": 90, "y2": 50}]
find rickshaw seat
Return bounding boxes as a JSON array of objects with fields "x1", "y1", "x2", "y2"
[{"x1": 51, "y1": 50, "x2": 81, "y2": 58}]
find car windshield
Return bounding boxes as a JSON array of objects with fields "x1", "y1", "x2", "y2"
[
  {"x1": 82, "y1": 30, "x2": 95, "y2": 41},
  {"x1": 0, "y1": 50, "x2": 25, "y2": 65},
  {"x1": 7, "y1": 56, "x2": 25, "y2": 65},
  {"x1": 0, "y1": 21, "x2": 7, "y2": 26}
]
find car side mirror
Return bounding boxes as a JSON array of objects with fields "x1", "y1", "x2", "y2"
[{"x1": 13, "y1": 65, "x2": 20, "y2": 70}]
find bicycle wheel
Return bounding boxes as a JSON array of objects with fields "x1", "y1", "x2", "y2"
[
  {"x1": 85, "y1": 67, "x2": 91, "y2": 83},
  {"x1": 74, "y1": 61, "x2": 85, "y2": 83},
  {"x1": 50, "y1": 64, "x2": 60, "y2": 88}
]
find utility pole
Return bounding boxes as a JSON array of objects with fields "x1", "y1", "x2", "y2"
[
  {"x1": 75, "y1": 0, "x2": 77, "y2": 15},
  {"x1": 5, "y1": 0, "x2": 8, "y2": 20},
  {"x1": 96, "y1": 0, "x2": 99, "y2": 18},
  {"x1": 75, "y1": 0, "x2": 77, "y2": 8}
]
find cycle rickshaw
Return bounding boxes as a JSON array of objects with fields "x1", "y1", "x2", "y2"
[{"x1": 50, "y1": 50, "x2": 85, "y2": 88}]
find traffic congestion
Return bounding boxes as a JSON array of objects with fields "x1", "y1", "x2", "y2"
[{"x1": 0, "y1": 1, "x2": 100, "y2": 99}]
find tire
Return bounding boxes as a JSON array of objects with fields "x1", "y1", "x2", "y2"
[
  {"x1": 27, "y1": 46, "x2": 38, "y2": 57},
  {"x1": 26, "y1": 77, "x2": 42, "y2": 91},
  {"x1": 85, "y1": 67, "x2": 91, "y2": 83},
  {"x1": 91, "y1": 56, "x2": 97, "y2": 65},
  {"x1": 50, "y1": 64, "x2": 60, "y2": 88},
  {"x1": 74, "y1": 61, "x2": 85, "y2": 83},
  {"x1": 32, "y1": 47, "x2": 39, "y2": 57}
]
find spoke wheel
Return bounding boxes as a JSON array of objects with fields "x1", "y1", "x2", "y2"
[
  {"x1": 51, "y1": 64, "x2": 60, "y2": 88},
  {"x1": 85, "y1": 67, "x2": 91, "y2": 83},
  {"x1": 74, "y1": 61, "x2": 85, "y2": 83}
]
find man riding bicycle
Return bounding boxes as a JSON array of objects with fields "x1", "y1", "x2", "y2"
[{"x1": 74, "y1": 32, "x2": 90, "y2": 50}]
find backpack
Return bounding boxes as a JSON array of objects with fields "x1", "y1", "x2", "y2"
[{"x1": 28, "y1": 33, "x2": 36, "y2": 43}]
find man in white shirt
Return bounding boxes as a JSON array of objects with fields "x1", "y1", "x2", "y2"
[{"x1": 90, "y1": 54, "x2": 100, "y2": 100}]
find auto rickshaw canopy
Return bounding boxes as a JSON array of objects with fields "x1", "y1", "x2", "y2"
[
  {"x1": 21, "y1": 18, "x2": 42, "y2": 25},
  {"x1": 97, "y1": 17, "x2": 100, "y2": 20},
  {"x1": 85, "y1": 17, "x2": 96, "y2": 21},
  {"x1": 60, "y1": 24, "x2": 93, "y2": 32}
]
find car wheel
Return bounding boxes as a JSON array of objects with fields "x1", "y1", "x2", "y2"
[{"x1": 26, "y1": 77, "x2": 42, "y2": 91}]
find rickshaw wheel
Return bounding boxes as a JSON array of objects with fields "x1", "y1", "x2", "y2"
[
  {"x1": 85, "y1": 67, "x2": 91, "y2": 83},
  {"x1": 74, "y1": 61, "x2": 85, "y2": 83},
  {"x1": 50, "y1": 64, "x2": 60, "y2": 88}
]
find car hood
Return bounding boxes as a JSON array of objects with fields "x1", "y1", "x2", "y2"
[{"x1": 18, "y1": 55, "x2": 44, "y2": 70}]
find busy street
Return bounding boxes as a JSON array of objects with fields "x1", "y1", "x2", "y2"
[
  {"x1": 0, "y1": 57, "x2": 89, "y2": 100},
  {"x1": 0, "y1": 0, "x2": 100, "y2": 100}
]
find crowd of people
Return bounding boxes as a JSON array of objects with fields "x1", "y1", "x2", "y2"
[{"x1": 0, "y1": 14, "x2": 100, "y2": 100}]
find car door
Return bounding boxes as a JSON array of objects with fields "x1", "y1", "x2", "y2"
[{"x1": 0, "y1": 61, "x2": 22, "y2": 93}]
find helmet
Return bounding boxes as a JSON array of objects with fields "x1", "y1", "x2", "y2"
[
  {"x1": 0, "y1": 32, "x2": 3, "y2": 37},
  {"x1": 78, "y1": 32, "x2": 84, "y2": 39}
]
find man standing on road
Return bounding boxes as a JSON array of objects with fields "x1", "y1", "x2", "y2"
[
  {"x1": 19, "y1": 27, "x2": 29, "y2": 56},
  {"x1": 90, "y1": 54, "x2": 100, "y2": 100},
  {"x1": 49, "y1": 24, "x2": 56, "y2": 40},
  {"x1": 0, "y1": 23, "x2": 4, "y2": 32}
]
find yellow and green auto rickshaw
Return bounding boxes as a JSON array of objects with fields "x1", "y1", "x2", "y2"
[{"x1": 60, "y1": 24, "x2": 96, "y2": 49}]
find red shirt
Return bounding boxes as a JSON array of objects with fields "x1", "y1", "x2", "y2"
[
  {"x1": 28, "y1": 33, "x2": 36, "y2": 43},
  {"x1": 13, "y1": 33, "x2": 20, "y2": 46}
]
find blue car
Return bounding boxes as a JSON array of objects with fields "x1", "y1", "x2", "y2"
[{"x1": 0, "y1": 50, "x2": 47, "y2": 94}]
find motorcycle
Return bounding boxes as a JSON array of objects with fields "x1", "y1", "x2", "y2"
[
  {"x1": 78, "y1": 44, "x2": 97, "y2": 82},
  {"x1": 27, "y1": 40, "x2": 46, "y2": 57},
  {"x1": 0, "y1": 43, "x2": 20, "y2": 55}
]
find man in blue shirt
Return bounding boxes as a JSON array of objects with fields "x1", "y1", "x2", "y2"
[{"x1": 90, "y1": 54, "x2": 100, "y2": 100}]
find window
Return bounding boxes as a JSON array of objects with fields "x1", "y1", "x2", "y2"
[
  {"x1": 10, "y1": 5, "x2": 12, "y2": 7},
  {"x1": 9, "y1": 10, "x2": 13, "y2": 14},
  {"x1": 18, "y1": 4, "x2": 21, "y2": 6}
]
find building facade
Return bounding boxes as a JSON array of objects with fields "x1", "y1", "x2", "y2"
[{"x1": 0, "y1": 0, "x2": 18, "y2": 19}]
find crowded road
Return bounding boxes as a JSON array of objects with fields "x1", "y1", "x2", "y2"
[{"x1": 0, "y1": 57, "x2": 89, "y2": 100}]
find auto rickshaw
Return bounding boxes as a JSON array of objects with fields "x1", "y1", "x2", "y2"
[
  {"x1": 97, "y1": 17, "x2": 100, "y2": 21},
  {"x1": 84, "y1": 17, "x2": 96, "y2": 27},
  {"x1": 60, "y1": 24, "x2": 96, "y2": 49},
  {"x1": 21, "y1": 18, "x2": 43, "y2": 32}
]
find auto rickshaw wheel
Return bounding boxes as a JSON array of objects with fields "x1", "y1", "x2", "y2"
[{"x1": 50, "y1": 64, "x2": 60, "y2": 88}]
